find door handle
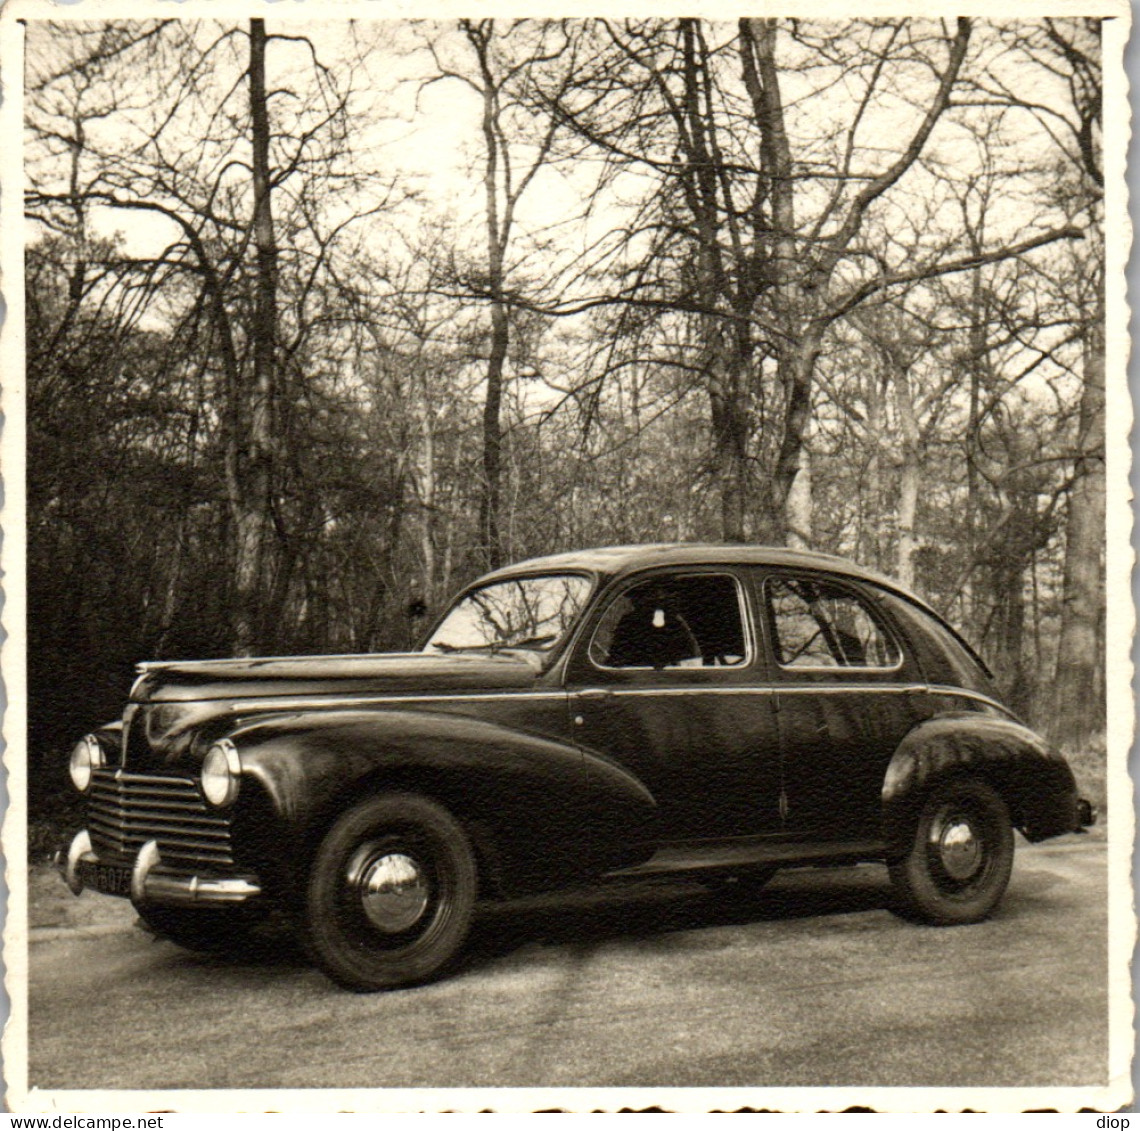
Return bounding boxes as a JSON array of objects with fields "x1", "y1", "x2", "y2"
[{"x1": 579, "y1": 688, "x2": 614, "y2": 702}]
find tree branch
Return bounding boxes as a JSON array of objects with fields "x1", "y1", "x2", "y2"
[{"x1": 826, "y1": 226, "x2": 1083, "y2": 325}]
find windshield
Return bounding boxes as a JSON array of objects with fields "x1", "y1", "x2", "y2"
[{"x1": 424, "y1": 573, "x2": 593, "y2": 656}]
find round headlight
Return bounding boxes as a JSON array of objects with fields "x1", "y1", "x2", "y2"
[
  {"x1": 69, "y1": 734, "x2": 104, "y2": 793},
  {"x1": 201, "y1": 739, "x2": 241, "y2": 808}
]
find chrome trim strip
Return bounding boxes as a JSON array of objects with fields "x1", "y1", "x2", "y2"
[
  {"x1": 229, "y1": 690, "x2": 569, "y2": 713},
  {"x1": 925, "y1": 685, "x2": 1013, "y2": 715},
  {"x1": 585, "y1": 686, "x2": 777, "y2": 698},
  {"x1": 583, "y1": 686, "x2": 1008, "y2": 712},
  {"x1": 771, "y1": 683, "x2": 926, "y2": 695},
  {"x1": 99, "y1": 767, "x2": 200, "y2": 788},
  {"x1": 577, "y1": 684, "x2": 929, "y2": 698},
  {"x1": 223, "y1": 683, "x2": 1008, "y2": 711}
]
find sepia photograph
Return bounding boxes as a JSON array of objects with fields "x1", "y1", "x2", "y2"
[{"x1": 1, "y1": 0, "x2": 1131, "y2": 1112}]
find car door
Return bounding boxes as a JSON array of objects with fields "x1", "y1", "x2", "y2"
[
  {"x1": 758, "y1": 570, "x2": 927, "y2": 841},
  {"x1": 564, "y1": 569, "x2": 782, "y2": 842}
]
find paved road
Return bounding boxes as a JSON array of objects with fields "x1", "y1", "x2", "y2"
[{"x1": 28, "y1": 838, "x2": 1108, "y2": 1091}]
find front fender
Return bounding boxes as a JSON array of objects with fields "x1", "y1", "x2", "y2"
[
  {"x1": 227, "y1": 708, "x2": 656, "y2": 895},
  {"x1": 882, "y1": 714, "x2": 1079, "y2": 855}
]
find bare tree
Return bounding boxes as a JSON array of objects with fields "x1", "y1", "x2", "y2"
[
  {"x1": 540, "y1": 19, "x2": 1080, "y2": 542},
  {"x1": 28, "y1": 19, "x2": 391, "y2": 654},
  {"x1": 427, "y1": 20, "x2": 572, "y2": 569},
  {"x1": 964, "y1": 18, "x2": 1105, "y2": 742}
]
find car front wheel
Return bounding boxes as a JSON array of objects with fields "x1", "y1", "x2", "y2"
[
  {"x1": 304, "y1": 792, "x2": 477, "y2": 991},
  {"x1": 889, "y1": 777, "x2": 1014, "y2": 925}
]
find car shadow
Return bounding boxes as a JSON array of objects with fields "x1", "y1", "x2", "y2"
[
  {"x1": 464, "y1": 865, "x2": 896, "y2": 968},
  {"x1": 155, "y1": 866, "x2": 898, "y2": 983},
  {"x1": 131, "y1": 847, "x2": 1091, "y2": 989},
  {"x1": 141, "y1": 914, "x2": 311, "y2": 972}
]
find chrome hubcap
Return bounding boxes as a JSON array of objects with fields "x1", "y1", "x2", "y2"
[
  {"x1": 348, "y1": 848, "x2": 431, "y2": 934},
  {"x1": 936, "y1": 818, "x2": 982, "y2": 881}
]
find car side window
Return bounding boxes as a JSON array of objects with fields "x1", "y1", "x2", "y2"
[
  {"x1": 767, "y1": 577, "x2": 900, "y2": 669},
  {"x1": 590, "y1": 574, "x2": 748, "y2": 670}
]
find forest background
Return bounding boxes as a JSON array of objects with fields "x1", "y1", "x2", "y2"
[{"x1": 22, "y1": 16, "x2": 1107, "y2": 850}]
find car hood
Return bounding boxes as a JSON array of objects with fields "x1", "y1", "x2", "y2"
[{"x1": 131, "y1": 651, "x2": 541, "y2": 703}]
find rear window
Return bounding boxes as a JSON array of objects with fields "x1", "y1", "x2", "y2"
[{"x1": 766, "y1": 577, "x2": 900, "y2": 669}]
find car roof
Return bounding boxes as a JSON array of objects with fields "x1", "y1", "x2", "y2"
[{"x1": 480, "y1": 542, "x2": 912, "y2": 596}]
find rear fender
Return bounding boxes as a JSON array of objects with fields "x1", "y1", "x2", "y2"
[
  {"x1": 228, "y1": 708, "x2": 656, "y2": 895},
  {"x1": 882, "y1": 715, "x2": 1079, "y2": 856}
]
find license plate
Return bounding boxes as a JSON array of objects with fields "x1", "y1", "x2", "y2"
[{"x1": 82, "y1": 860, "x2": 132, "y2": 897}]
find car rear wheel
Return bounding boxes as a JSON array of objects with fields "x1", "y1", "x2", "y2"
[
  {"x1": 889, "y1": 777, "x2": 1014, "y2": 925},
  {"x1": 133, "y1": 903, "x2": 264, "y2": 953},
  {"x1": 304, "y1": 792, "x2": 477, "y2": 991}
]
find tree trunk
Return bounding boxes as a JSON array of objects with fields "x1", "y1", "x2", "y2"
[
  {"x1": 895, "y1": 366, "x2": 921, "y2": 587},
  {"x1": 896, "y1": 465, "x2": 920, "y2": 589},
  {"x1": 480, "y1": 301, "x2": 508, "y2": 570},
  {"x1": 1052, "y1": 297, "x2": 1106, "y2": 747},
  {"x1": 472, "y1": 23, "x2": 509, "y2": 572},
  {"x1": 773, "y1": 330, "x2": 823, "y2": 541},
  {"x1": 861, "y1": 373, "x2": 886, "y2": 568},
  {"x1": 741, "y1": 18, "x2": 807, "y2": 547},
  {"x1": 708, "y1": 329, "x2": 752, "y2": 542},
  {"x1": 963, "y1": 264, "x2": 986, "y2": 635},
  {"x1": 785, "y1": 443, "x2": 812, "y2": 549},
  {"x1": 992, "y1": 552, "x2": 1032, "y2": 717},
  {"x1": 711, "y1": 402, "x2": 748, "y2": 543},
  {"x1": 232, "y1": 17, "x2": 279, "y2": 655},
  {"x1": 419, "y1": 379, "x2": 437, "y2": 607}
]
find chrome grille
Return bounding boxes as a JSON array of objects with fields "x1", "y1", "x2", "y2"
[{"x1": 87, "y1": 767, "x2": 235, "y2": 870}]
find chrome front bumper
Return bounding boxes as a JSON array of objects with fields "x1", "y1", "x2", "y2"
[{"x1": 63, "y1": 829, "x2": 262, "y2": 907}]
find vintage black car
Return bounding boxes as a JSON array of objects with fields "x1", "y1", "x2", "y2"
[{"x1": 62, "y1": 544, "x2": 1090, "y2": 991}]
